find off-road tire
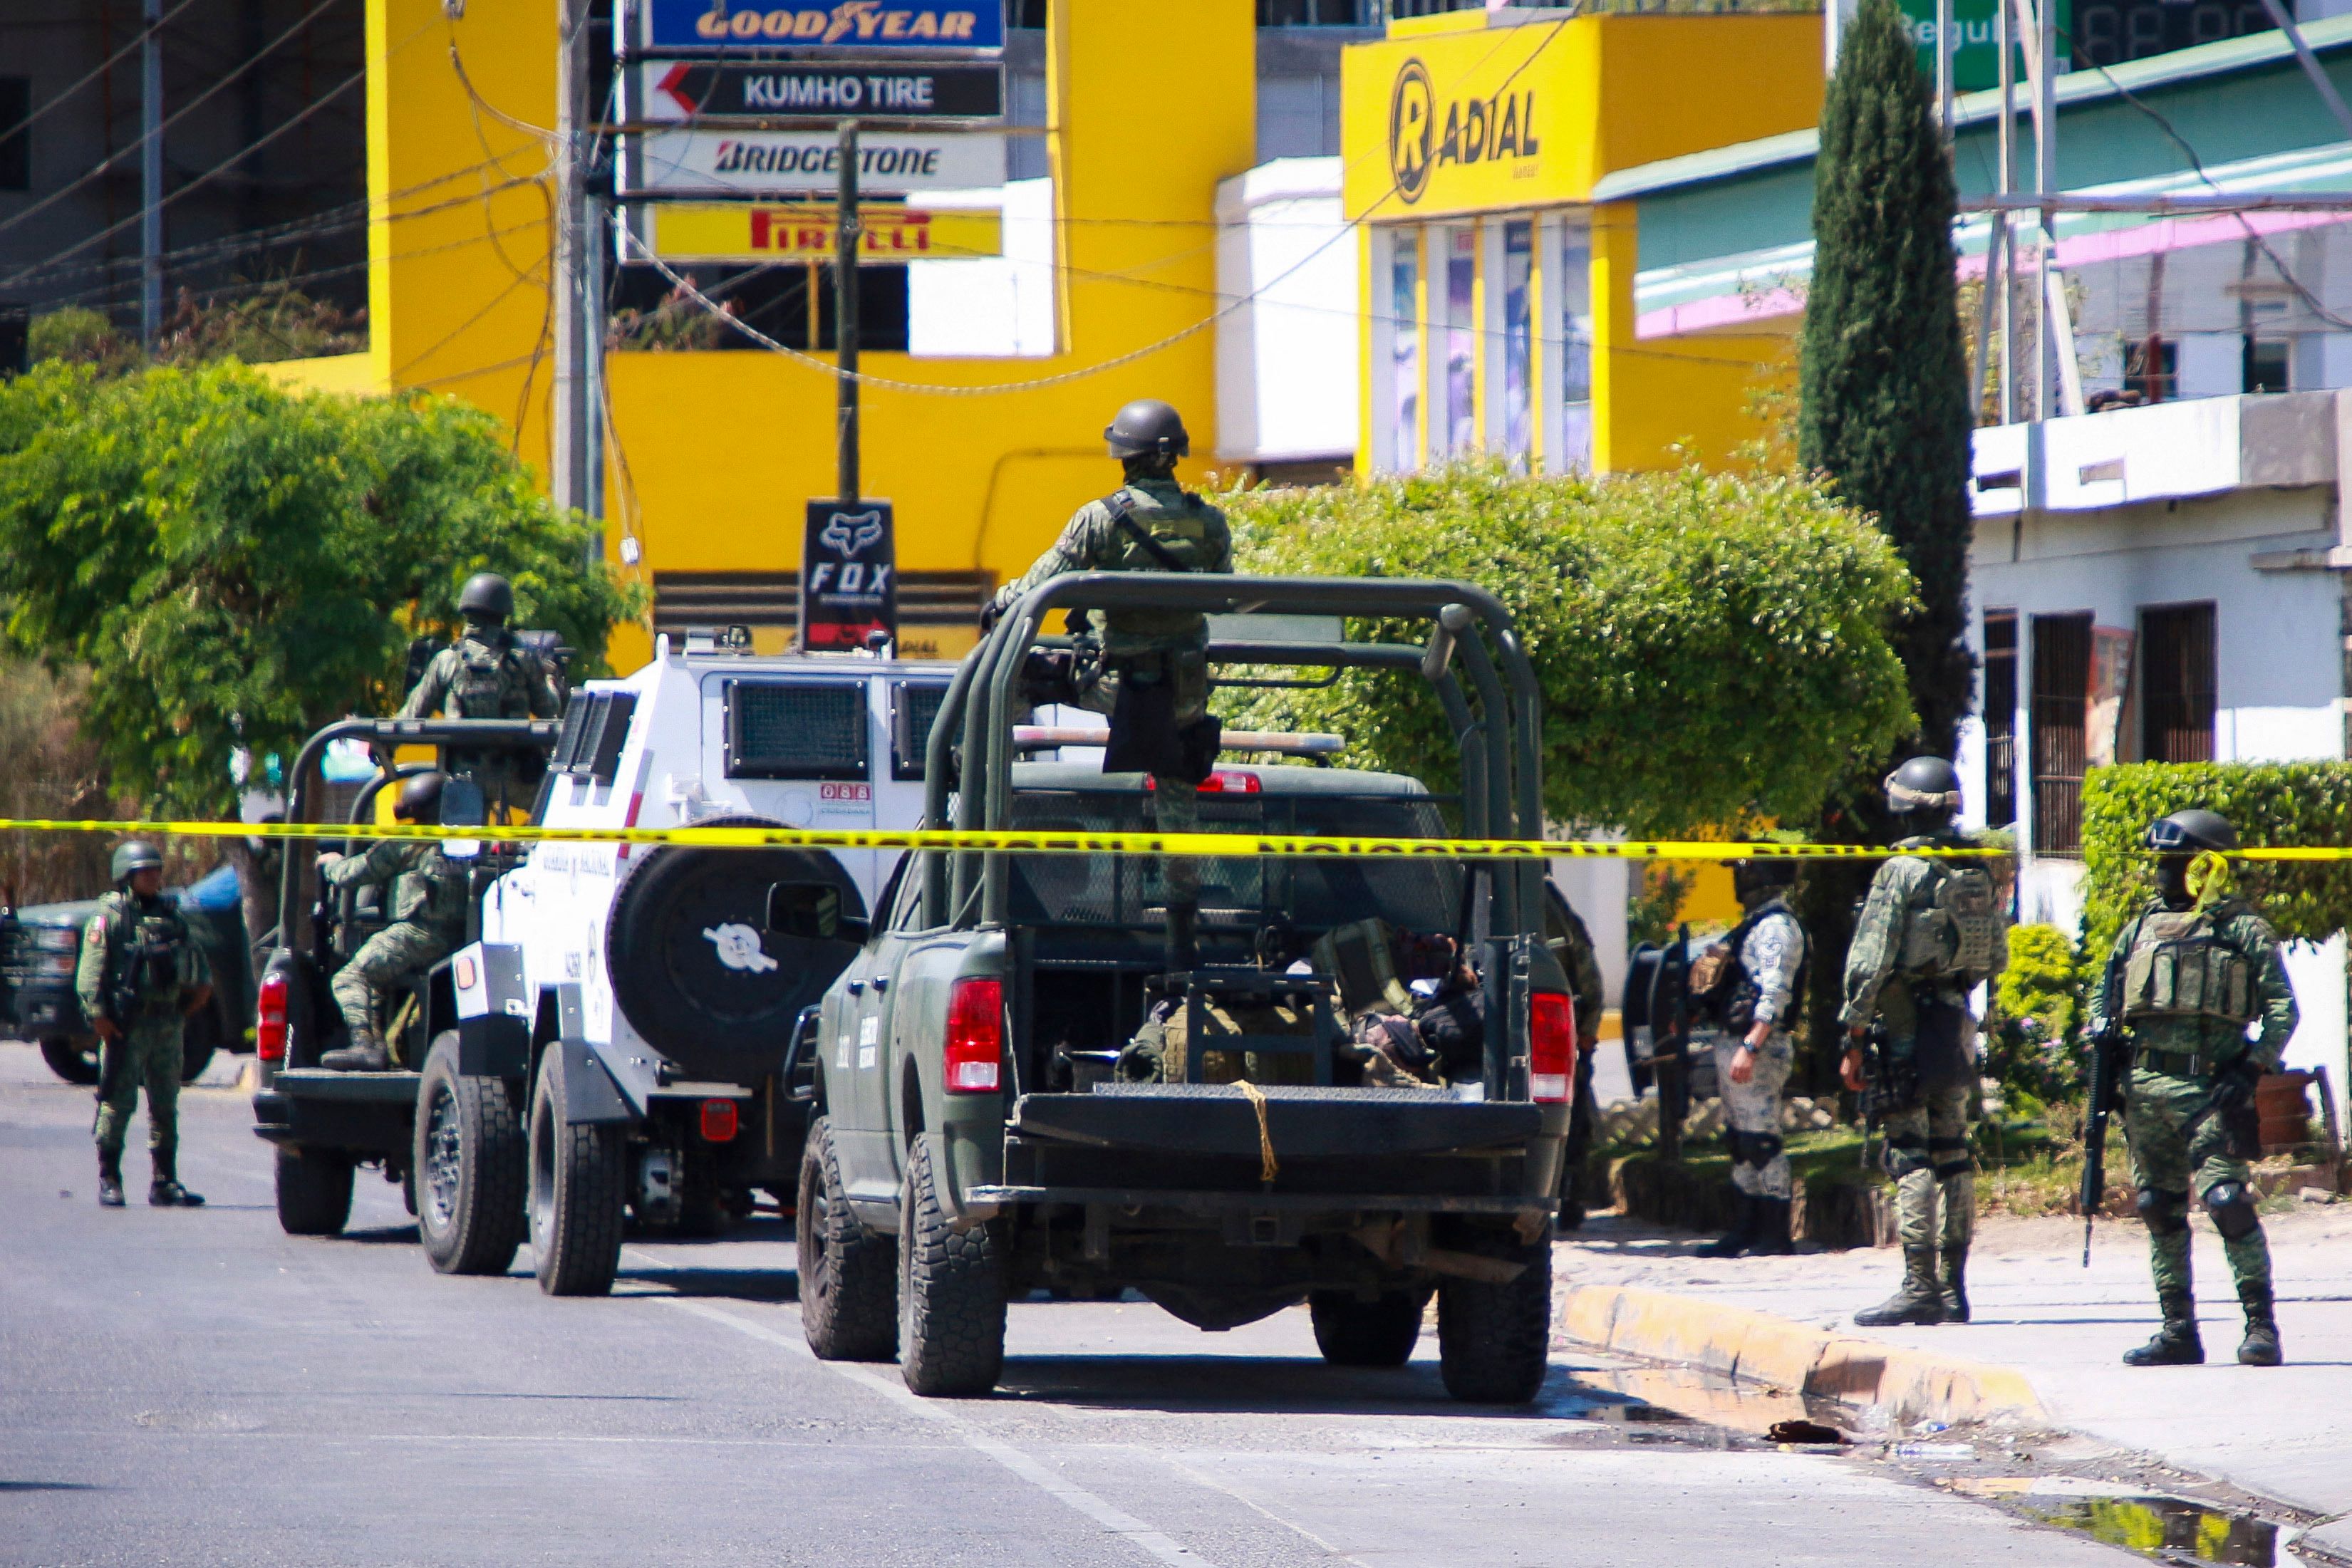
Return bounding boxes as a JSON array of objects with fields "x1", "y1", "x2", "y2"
[
  {"x1": 274, "y1": 1146, "x2": 355, "y2": 1236},
  {"x1": 529, "y1": 1049, "x2": 627, "y2": 1297},
  {"x1": 1436, "y1": 1227, "x2": 1553, "y2": 1404},
  {"x1": 39, "y1": 1036, "x2": 99, "y2": 1085},
  {"x1": 414, "y1": 1032, "x2": 527, "y2": 1277},
  {"x1": 798, "y1": 1116, "x2": 898, "y2": 1361},
  {"x1": 1309, "y1": 1288, "x2": 1427, "y2": 1368},
  {"x1": 897, "y1": 1138, "x2": 1005, "y2": 1397}
]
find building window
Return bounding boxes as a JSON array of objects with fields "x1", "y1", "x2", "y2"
[
  {"x1": 1501, "y1": 219, "x2": 1533, "y2": 467},
  {"x1": 2031, "y1": 612, "x2": 2093, "y2": 854},
  {"x1": 2244, "y1": 338, "x2": 2290, "y2": 394},
  {"x1": 0, "y1": 78, "x2": 27, "y2": 192},
  {"x1": 1984, "y1": 610, "x2": 2018, "y2": 829},
  {"x1": 1557, "y1": 215, "x2": 1592, "y2": 472},
  {"x1": 1444, "y1": 226, "x2": 1477, "y2": 455},
  {"x1": 1390, "y1": 232, "x2": 1420, "y2": 469},
  {"x1": 2140, "y1": 601, "x2": 2216, "y2": 763}
]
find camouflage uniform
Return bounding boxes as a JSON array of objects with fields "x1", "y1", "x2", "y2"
[
  {"x1": 989, "y1": 477, "x2": 1231, "y2": 902},
  {"x1": 1545, "y1": 888, "x2": 1608, "y2": 1217},
  {"x1": 1706, "y1": 902, "x2": 1806, "y2": 1201},
  {"x1": 77, "y1": 891, "x2": 211, "y2": 1162},
  {"x1": 324, "y1": 841, "x2": 472, "y2": 1062},
  {"x1": 1840, "y1": 836, "x2": 2004, "y2": 1253},
  {"x1": 398, "y1": 622, "x2": 561, "y2": 811},
  {"x1": 2091, "y1": 895, "x2": 2297, "y2": 1304}
]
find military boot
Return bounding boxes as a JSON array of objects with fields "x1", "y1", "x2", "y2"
[
  {"x1": 1939, "y1": 1245, "x2": 1971, "y2": 1323},
  {"x1": 1748, "y1": 1197, "x2": 1796, "y2": 1257},
  {"x1": 2236, "y1": 1282, "x2": 2282, "y2": 1367},
  {"x1": 1853, "y1": 1248, "x2": 1948, "y2": 1326},
  {"x1": 1694, "y1": 1193, "x2": 1759, "y2": 1259},
  {"x1": 147, "y1": 1148, "x2": 204, "y2": 1208},
  {"x1": 321, "y1": 1031, "x2": 390, "y2": 1072},
  {"x1": 97, "y1": 1148, "x2": 125, "y2": 1208},
  {"x1": 1164, "y1": 902, "x2": 1198, "y2": 978},
  {"x1": 2123, "y1": 1291, "x2": 2205, "y2": 1366}
]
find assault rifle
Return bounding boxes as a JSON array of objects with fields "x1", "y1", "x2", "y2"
[{"x1": 2078, "y1": 946, "x2": 2131, "y2": 1267}]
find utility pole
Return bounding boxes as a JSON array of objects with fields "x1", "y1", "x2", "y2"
[
  {"x1": 551, "y1": 0, "x2": 599, "y2": 547},
  {"x1": 1935, "y1": 0, "x2": 1954, "y2": 137},
  {"x1": 835, "y1": 119, "x2": 861, "y2": 512},
  {"x1": 1997, "y1": 0, "x2": 2016, "y2": 424},
  {"x1": 2031, "y1": 0, "x2": 2058, "y2": 422},
  {"x1": 140, "y1": 0, "x2": 162, "y2": 348}
]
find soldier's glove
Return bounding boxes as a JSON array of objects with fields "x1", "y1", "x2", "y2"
[{"x1": 2207, "y1": 1055, "x2": 2263, "y2": 1113}]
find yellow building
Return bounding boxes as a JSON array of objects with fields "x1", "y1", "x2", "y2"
[{"x1": 1339, "y1": 9, "x2": 1822, "y2": 478}]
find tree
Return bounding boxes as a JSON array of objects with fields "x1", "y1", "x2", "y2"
[
  {"x1": 1218, "y1": 460, "x2": 1918, "y2": 838},
  {"x1": 1799, "y1": 0, "x2": 1975, "y2": 762},
  {"x1": 0, "y1": 360, "x2": 641, "y2": 933}
]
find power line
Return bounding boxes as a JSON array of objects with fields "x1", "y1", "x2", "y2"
[{"x1": 3, "y1": 0, "x2": 207, "y2": 144}]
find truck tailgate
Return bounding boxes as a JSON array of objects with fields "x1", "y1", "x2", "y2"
[{"x1": 1010, "y1": 1084, "x2": 1540, "y2": 1161}]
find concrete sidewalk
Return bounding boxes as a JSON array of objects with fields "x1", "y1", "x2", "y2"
[{"x1": 1553, "y1": 1203, "x2": 2352, "y2": 1526}]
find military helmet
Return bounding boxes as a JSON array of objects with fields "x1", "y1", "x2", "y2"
[
  {"x1": 1732, "y1": 857, "x2": 1798, "y2": 905},
  {"x1": 457, "y1": 571, "x2": 514, "y2": 624},
  {"x1": 1884, "y1": 754, "x2": 1963, "y2": 816},
  {"x1": 1104, "y1": 399, "x2": 1190, "y2": 462},
  {"x1": 395, "y1": 770, "x2": 448, "y2": 825},
  {"x1": 110, "y1": 840, "x2": 165, "y2": 883},
  {"x1": 2146, "y1": 808, "x2": 2236, "y2": 855}
]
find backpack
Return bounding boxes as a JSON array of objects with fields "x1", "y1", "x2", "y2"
[{"x1": 1900, "y1": 856, "x2": 2002, "y2": 981}]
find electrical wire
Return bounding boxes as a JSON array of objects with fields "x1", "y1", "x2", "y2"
[{"x1": 5, "y1": 0, "x2": 207, "y2": 141}]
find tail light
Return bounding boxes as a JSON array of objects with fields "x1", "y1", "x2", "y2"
[
  {"x1": 256, "y1": 970, "x2": 289, "y2": 1063},
  {"x1": 943, "y1": 977, "x2": 1003, "y2": 1094},
  {"x1": 1144, "y1": 771, "x2": 1259, "y2": 794},
  {"x1": 700, "y1": 1099, "x2": 739, "y2": 1143},
  {"x1": 1530, "y1": 991, "x2": 1576, "y2": 1103}
]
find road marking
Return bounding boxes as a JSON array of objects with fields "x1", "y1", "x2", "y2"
[{"x1": 654, "y1": 1285, "x2": 1218, "y2": 1568}]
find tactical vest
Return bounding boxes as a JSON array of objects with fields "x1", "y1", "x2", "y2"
[
  {"x1": 2120, "y1": 905, "x2": 2259, "y2": 1027},
  {"x1": 1693, "y1": 898, "x2": 1807, "y2": 1033},
  {"x1": 449, "y1": 634, "x2": 533, "y2": 720},
  {"x1": 1094, "y1": 487, "x2": 1223, "y2": 644},
  {"x1": 103, "y1": 894, "x2": 188, "y2": 1021},
  {"x1": 1897, "y1": 852, "x2": 2001, "y2": 982},
  {"x1": 390, "y1": 846, "x2": 472, "y2": 938}
]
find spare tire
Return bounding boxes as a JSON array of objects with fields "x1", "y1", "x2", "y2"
[{"x1": 604, "y1": 816, "x2": 861, "y2": 1084}]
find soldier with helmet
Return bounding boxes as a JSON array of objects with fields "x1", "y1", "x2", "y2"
[
  {"x1": 2089, "y1": 809, "x2": 2298, "y2": 1368},
  {"x1": 1840, "y1": 756, "x2": 2007, "y2": 1325},
  {"x1": 76, "y1": 841, "x2": 213, "y2": 1207},
  {"x1": 316, "y1": 772, "x2": 473, "y2": 1073},
  {"x1": 982, "y1": 400, "x2": 1232, "y2": 972},
  {"x1": 400, "y1": 572, "x2": 563, "y2": 813},
  {"x1": 1692, "y1": 857, "x2": 1809, "y2": 1258}
]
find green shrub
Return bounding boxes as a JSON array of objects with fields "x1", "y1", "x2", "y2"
[{"x1": 1988, "y1": 923, "x2": 2085, "y2": 1101}]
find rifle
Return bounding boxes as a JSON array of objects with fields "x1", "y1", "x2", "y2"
[{"x1": 2078, "y1": 946, "x2": 2131, "y2": 1267}]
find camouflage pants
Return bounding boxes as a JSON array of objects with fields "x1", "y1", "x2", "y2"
[
  {"x1": 93, "y1": 1016, "x2": 183, "y2": 1156},
  {"x1": 1707, "y1": 1029, "x2": 1793, "y2": 1200},
  {"x1": 2125, "y1": 1067, "x2": 2270, "y2": 1299},
  {"x1": 1882, "y1": 1084, "x2": 1975, "y2": 1250},
  {"x1": 331, "y1": 921, "x2": 451, "y2": 1059},
  {"x1": 1082, "y1": 650, "x2": 1208, "y2": 904}
]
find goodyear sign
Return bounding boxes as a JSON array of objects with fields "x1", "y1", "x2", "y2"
[
  {"x1": 641, "y1": 0, "x2": 1004, "y2": 52},
  {"x1": 650, "y1": 203, "x2": 1002, "y2": 263}
]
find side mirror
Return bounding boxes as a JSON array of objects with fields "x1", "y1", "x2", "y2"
[{"x1": 767, "y1": 881, "x2": 866, "y2": 945}]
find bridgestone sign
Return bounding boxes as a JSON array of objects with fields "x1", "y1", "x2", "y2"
[{"x1": 623, "y1": 129, "x2": 1007, "y2": 197}]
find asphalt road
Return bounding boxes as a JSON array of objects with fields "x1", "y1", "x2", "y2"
[{"x1": 0, "y1": 1044, "x2": 2150, "y2": 1568}]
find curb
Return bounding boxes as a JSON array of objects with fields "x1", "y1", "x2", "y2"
[{"x1": 1555, "y1": 1284, "x2": 2050, "y2": 1428}]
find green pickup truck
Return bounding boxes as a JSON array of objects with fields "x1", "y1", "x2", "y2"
[{"x1": 780, "y1": 574, "x2": 1576, "y2": 1403}]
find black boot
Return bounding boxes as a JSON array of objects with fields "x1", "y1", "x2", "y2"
[
  {"x1": 97, "y1": 1148, "x2": 125, "y2": 1208},
  {"x1": 1748, "y1": 1197, "x2": 1796, "y2": 1257},
  {"x1": 148, "y1": 1148, "x2": 204, "y2": 1208},
  {"x1": 1164, "y1": 901, "x2": 1198, "y2": 978},
  {"x1": 1940, "y1": 1245, "x2": 1971, "y2": 1323},
  {"x1": 321, "y1": 1032, "x2": 390, "y2": 1072},
  {"x1": 1854, "y1": 1247, "x2": 1948, "y2": 1326},
  {"x1": 2237, "y1": 1282, "x2": 2282, "y2": 1367},
  {"x1": 2123, "y1": 1290, "x2": 2204, "y2": 1366},
  {"x1": 1695, "y1": 1192, "x2": 1759, "y2": 1258}
]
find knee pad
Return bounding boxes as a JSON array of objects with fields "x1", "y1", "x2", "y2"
[
  {"x1": 1746, "y1": 1131, "x2": 1784, "y2": 1166},
  {"x1": 1884, "y1": 1132, "x2": 1930, "y2": 1178},
  {"x1": 1928, "y1": 1136, "x2": 1972, "y2": 1180},
  {"x1": 2135, "y1": 1186, "x2": 2190, "y2": 1235},
  {"x1": 2202, "y1": 1180, "x2": 2260, "y2": 1241}
]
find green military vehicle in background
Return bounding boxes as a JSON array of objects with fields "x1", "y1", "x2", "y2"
[{"x1": 780, "y1": 574, "x2": 1577, "y2": 1403}]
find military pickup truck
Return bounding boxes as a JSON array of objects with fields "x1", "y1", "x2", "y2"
[{"x1": 780, "y1": 576, "x2": 1576, "y2": 1403}]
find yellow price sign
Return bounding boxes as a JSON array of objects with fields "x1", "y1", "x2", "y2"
[{"x1": 649, "y1": 203, "x2": 1003, "y2": 264}]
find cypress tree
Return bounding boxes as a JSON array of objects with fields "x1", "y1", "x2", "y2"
[{"x1": 1799, "y1": 0, "x2": 1975, "y2": 760}]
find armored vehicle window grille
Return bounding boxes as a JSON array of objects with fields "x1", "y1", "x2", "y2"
[
  {"x1": 1004, "y1": 789, "x2": 1459, "y2": 935},
  {"x1": 551, "y1": 692, "x2": 636, "y2": 782},
  {"x1": 890, "y1": 680, "x2": 950, "y2": 780},
  {"x1": 551, "y1": 694, "x2": 592, "y2": 770},
  {"x1": 725, "y1": 682, "x2": 869, "y2": 781}
]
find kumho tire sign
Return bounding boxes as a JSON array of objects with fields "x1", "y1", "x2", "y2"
[
  {"x1": 623, "y1": 129, "x2": 1007, "y2": 198},
  {"x1": 641, "y1": 0, "x2": 1004, "y2": 51}
]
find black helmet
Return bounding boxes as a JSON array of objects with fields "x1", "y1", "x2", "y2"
[
  {"x1": 110, "y1": 840, "x2": 165, "y2": 883},
  {"x1": 2146, "y1": 808, "x2": 2236, "y2": 855},
  {"x1": 1732, "y1": 857, "x2": 1798, "y2": 905},
  {"x1": 1104, "y1": 399, "x2": 1189, "y2": 462},
  {"x1": 457, "y1": 571, "x2": 514, "y2": 624},
  {"x1": 395, "y1": 771, "x2": 448, "y2": 824},
  {"x1": 1885, "y1": 755, "x2": 1963, "y2": 816}
]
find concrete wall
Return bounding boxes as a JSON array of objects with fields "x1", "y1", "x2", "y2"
[{"x1": 1213, "y1": 157, "x2": 1355, "y2": 466}]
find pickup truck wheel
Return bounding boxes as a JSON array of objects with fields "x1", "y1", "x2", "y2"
[
  {"x1": 797, "y1": 1116, "x2": 897, "y2": 1361},
  {"x1": 897, "y1": 1139, "x2": 1005, "y2": 1397},
  {"x1": 415, "y1": 1032, "x2": 527, "y2": 1277},
  {"x1": 274, "y1": 1147, "x2": 354, "y2": 1236},
  {"x1": 529, "y1": 1049, "x2": 626, "y2": 1297},
  {"x1": 39, "y1": 1036, "x2": 99, "y2": 1086},
  {"x1": 1309, "y1": 1288, "x2": 1428, "y2": 1368},
  {"x1": 1436, "y1": 1227, "x2": 1553, "y2": 1404}
]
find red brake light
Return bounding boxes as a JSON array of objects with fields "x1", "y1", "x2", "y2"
[
  {"x1": 1530, "y1": 992, "x2": 1576, "y2": 1103},
  {"x1": 700, "y1": 1099, "x2": 739, "y2": 1143},
  {"x1": 257, "y1": 971, "x2": 289, "y2": 1063},
  {"x1": 1143, "y1": 771, "x2": 1258, "y2": 794},
  {"x1": 944, "y1": 977, "x2": 1003, "y2": 1094}
]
